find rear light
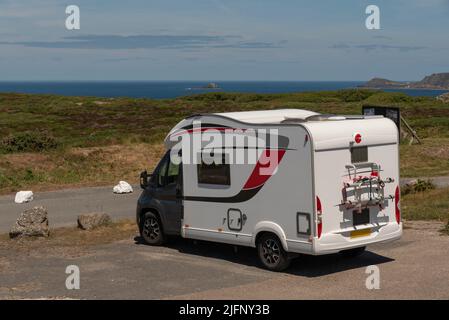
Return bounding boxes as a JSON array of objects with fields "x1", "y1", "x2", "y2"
[
  {"x1": 354, "y1": 133, "x2": 362, "y2": 144},
  {"x1": 316, "y1": 196, "x2": 323, "y2": 238},
  {"x1": 395, "y1": 186, "x2": 401, "y2": 224}
]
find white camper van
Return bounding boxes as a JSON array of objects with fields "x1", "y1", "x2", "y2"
[{"x1": 137, "y1": 109, "x2": 402, "y2": 271}]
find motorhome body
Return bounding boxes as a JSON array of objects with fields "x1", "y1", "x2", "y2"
[{"x1": 136, "y1": 109, "x2": 402, "y2": 271}]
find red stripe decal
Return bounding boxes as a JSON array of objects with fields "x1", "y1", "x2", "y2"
[
  {"x1": 171, "y1": 127, "x2": 235, "y2": 137},
  {"x1": 243, "y1": 149, "x2": 286, "y2": 190}
]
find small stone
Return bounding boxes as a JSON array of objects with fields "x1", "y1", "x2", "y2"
[
  {"x1": 113, "y1": 181, "x2": 133, "y2": 194},
  {"x1": 14, "y1": 191, "x2": 34, "y2": 204},
  {"x1": 9, "y1": 206, "x2": 49, "y2": 238},
  {"x1": 77, "y1": 213, "x2": 111, "y2": 230},
  {"x1": 436, "y1": 92, "x2": 449, "y2": 103}
]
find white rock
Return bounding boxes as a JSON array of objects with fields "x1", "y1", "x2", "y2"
[
  {"x1": 14, "y1": 191, "x2": 34, "y2": 204},
  {"x1": 113, "y1": 181, "x2": 133, "y2": 194}
]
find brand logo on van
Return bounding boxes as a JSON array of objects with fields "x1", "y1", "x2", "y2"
[{"x1": 168, "y1": 120, "x2": 290, "y2": 172}]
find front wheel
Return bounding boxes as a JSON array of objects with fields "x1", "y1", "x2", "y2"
[
  {"x1": 257, "y1": 233, "x2": 290, "y2": 271},
  {"x1": 141, "y1": 212, "x2": 166, "y2": 245}
]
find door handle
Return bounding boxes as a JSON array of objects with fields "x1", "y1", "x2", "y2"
[{"x1": 238, "y1": 214, "x2": 247, "y2": 225}]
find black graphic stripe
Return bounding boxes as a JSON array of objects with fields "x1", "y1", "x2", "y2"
[{"x1": 183, "y1": 186, "x2": 262, "y2": 203}]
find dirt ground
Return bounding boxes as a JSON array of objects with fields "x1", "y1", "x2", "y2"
[{"x1": 0, "y1": 220, "x2": 448, "y2": 300}]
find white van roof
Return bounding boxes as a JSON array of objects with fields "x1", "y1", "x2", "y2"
[
  {"x1": 302, "y1": 118, "x2": 398, "y2": 150},
  {"x1": 215, "y1": 109, "x2": 319, "y2": 124},
  {"x1": 165, "y1": 109, "x2": 397, "y2": 149}
]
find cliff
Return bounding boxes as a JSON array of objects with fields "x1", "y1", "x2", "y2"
[
  {"x1": 361, "y1": 72, "x2": 449, "y2": 90},
  {"x1": 412, "y1": 73, "x2": 449, "y2": 89}
]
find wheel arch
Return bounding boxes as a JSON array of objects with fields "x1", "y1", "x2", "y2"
[
  {"x1": 138, "y1": 207, "x2": 164, "y2": 231},
  {"x1": 252, "y1": 221, "x2": 288, "y2": 251}
]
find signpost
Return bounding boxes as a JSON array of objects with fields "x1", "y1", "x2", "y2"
[{"x1": 362, "y1": 105, "x2": 421, "y2": 144}]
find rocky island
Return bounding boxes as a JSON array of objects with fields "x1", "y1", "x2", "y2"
[
  {"x1": 186, "y1": 82, "x2": 221, "y2": 91},
  {"x1": 360, "y1": 72, "x2": 449, "y2": 90}
]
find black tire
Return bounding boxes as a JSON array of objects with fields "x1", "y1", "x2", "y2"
[
  {"x1": 141, "y1": 212, "x2": 166, "y2": 245},
  {"x1": 341, "y1": 246, "x2": 366, "y2": 258},
  {"x1": 257, "y1": 233, "x2": 290, "y2": 271}
]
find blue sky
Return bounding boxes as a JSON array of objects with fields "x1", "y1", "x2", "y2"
[{"x1": 0, "y1": 0, "x2": 448, "y2": 81}]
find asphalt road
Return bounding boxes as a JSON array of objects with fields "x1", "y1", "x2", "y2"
[
  {"x1": 0, "y1": 185, "x2": 140, "y2": 233},
  {"x1": 0, "y1": 221, "x2": 448, "y2": 299}
]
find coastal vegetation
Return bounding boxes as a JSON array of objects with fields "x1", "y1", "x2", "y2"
[
  {"x1": 0, "y1": 89, "x2": 448, "y2": 221},
  {"x1": 402, "y1": 187, "x2": 449, "y2": 221}
]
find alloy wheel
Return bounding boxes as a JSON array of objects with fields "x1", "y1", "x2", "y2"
[
  {"x1": 262, "y1": 239, "x2": 280, "y2": 265},
  {"x1": 143, "y1": 217, "x2": 160, "y2": 240}
]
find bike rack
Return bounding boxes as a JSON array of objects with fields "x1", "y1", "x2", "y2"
[{"x1": 341, "y1": 162, "x2": 395, "y2": 212}]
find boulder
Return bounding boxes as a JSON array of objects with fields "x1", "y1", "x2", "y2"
[
  {"x1": 14, "y1": 191, "x2": 34, "y2": 204},
  {"x1": 77, "y1": 213, "x2": 111, "y2": 230},
  {"x1": 436, "y1": 92, "x2": 449, "y2": 103},
  {"x1": 113, "y1": 181, "x2": 133, "y2": 194},
  {"x1": 9, "y1": 206, "x2": 49, "y2": 238}
]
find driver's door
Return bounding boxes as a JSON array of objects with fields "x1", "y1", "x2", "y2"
[{"x1": 154, "y1": 152, "x2": 183, "y2": 234}]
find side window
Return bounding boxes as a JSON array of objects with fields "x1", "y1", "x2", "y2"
[
  {"x1": 197, "y1": 154, "x2": 230, "y2": 186},
  {"x1": 351, "y1": 146, "x2": 368, "y2": 163},
  {"x1": 151, "y1": 151, "x2": 180, "y2": 187},
  {"x1": 157, "y1": 157, "x2": 168, "y2": 187},
  {"x1": 166, "y1": 159, "x2": 180, "y2": 186}
]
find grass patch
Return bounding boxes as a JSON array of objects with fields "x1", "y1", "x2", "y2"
[
  {"x1": 402, "y1": 187, "x2": 449, "y2": 221},
  {"x1": 0, "y1": 143, "x2": 165, "y2": 194},
  {"x1": 1, "y1": 90, "x2": 447, "y2": 150},
  {"x1": 400, "y1": 138, "x2": 449, "y2": 177}
]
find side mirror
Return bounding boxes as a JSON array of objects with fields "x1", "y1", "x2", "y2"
[{"x1": 140, "y1": 170, "x2": 150, "y2": 189}]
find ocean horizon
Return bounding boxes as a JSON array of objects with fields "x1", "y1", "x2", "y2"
[{"x1": 0, "y1": 81, "x2": 447, "y2": 99}]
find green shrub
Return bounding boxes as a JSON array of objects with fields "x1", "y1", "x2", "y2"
[
  {"x1": 402, "y1": 179, "x2": 435, "y2": 196},
  {"x1": 23, "y1": 169, "x2": 35, "y2": 181},
  {"x1": 364, "y1": 92, "x2": 414, "y2": 104},
  {"x1": 336, "y1": 89, "x2": 376, "y2": 102},
  {"x1": 0, "y1": 131, "x2": 59, "y2": 153}
]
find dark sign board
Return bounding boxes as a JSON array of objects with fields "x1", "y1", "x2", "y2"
[{"x1": 362, "y1": 105, "x2": 401, "y2": 132}]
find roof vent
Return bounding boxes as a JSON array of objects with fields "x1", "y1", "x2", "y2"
[
  {"x1": 306, "y1": 114, "x2": 345, "y2": 121},
  {"x1": 281, "y1": 117, "x2": 307, "y2": 124}
]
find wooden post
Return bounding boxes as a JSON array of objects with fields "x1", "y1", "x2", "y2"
[{"x1": 400, "y1": 116, "x2": 421, "y2": 144}]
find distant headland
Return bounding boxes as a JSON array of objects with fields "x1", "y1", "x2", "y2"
[{"x1": 360, "y1": 72, "x2": 449, "y2": 90}]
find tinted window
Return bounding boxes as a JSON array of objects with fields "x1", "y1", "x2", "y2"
[
  {"x1": 197, "y1": 154, "x2": 230, "y2": 186},
  {"x1": 152, "y1": 151, "x2": 181, "y2": 187},
  {"x1": 157, "y1": 157, "x2": 168, "y2": 187},
  {"x1": 351, "y1": 146, "x2": 368, "y2": 163},
  {"x1": 166, "y1": 159, "x2": 180, "y2": 185}
]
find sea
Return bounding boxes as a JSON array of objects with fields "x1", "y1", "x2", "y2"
[{"x1": 0, "y1": 81, "x2": 447, "y2": 99}]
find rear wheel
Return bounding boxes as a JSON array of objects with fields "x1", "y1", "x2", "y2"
[
  {"x1": 141, "y1": 212, "x2": 166, "y2": 245},
  {"x1": 257, "y1": 233, "x2": 290, "y2": 271},
  {"x1": 340, "y1": 246, "x2": 366, "y2": 258}
]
